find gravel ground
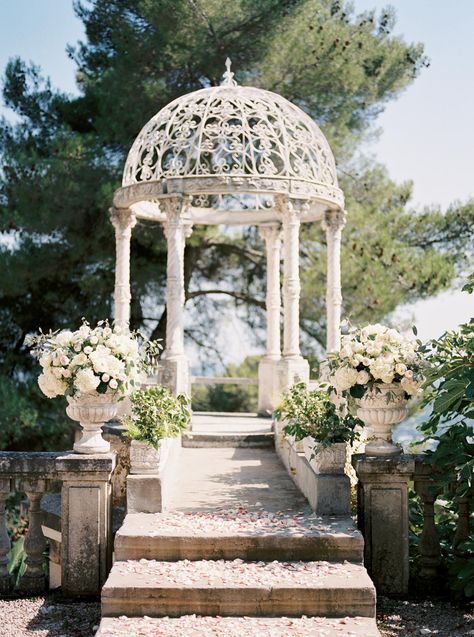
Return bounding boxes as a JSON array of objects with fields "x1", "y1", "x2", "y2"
[
  {"x1": 0, "y1": 594, "x2": 472, "y2": 636},
  {"x1": 377, "y1": 596, "x2": 474, "y2": 637},
  {"x1": 0, "y1": 596, "x2": 100, "y2": 637}
]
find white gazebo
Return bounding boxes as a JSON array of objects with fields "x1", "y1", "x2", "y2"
[{"x1": 111, "y1": 60, "x2": 346, "y2": 413}]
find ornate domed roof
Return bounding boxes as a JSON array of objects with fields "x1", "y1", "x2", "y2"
[{"x1": 120, "y1": 60, "x2": 343, "y2": 214}]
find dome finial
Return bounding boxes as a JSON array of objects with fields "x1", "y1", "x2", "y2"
[{"x1": 221, "y1": 57, "x2": 237, "y2": 86}]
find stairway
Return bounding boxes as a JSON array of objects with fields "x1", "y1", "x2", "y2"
[{"x1": 96, "y1": 414, "x2": 381, "y2": 637}]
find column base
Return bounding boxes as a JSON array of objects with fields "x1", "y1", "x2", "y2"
[
  {"x1": 278, "y1": 357, "x2": 310, "y2": 394},
  {"x1": 258, "y1": 357, "x2": 281, "y2": 416},
  {"x1": 158, "y1": 357, "x2": 190, "y2": 396}
]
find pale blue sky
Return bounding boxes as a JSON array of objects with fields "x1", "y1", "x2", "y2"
[{"x1": 0, "y1": 1, "x2": 472, "y2": 355}]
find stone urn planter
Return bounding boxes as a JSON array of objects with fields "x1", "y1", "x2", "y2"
[
  {"x1": 356, "y1": 383, "x2": 408, "y2": 457},
  {"x1": 129, "y1": 438, "x2": 171, "y2": 474},
  {"x1": 302, "y1": 437, "x2": 347, "y2": 474},
  {"x1": 66, "y1": 393, "x2": 117, "y2": 454}
]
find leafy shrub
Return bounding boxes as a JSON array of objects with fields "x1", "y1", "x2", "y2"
[
  {"x1": 122, "y1": 386, "x2": 190, "y2": 449},
  {"x1": 273, "y1": 382, "x2": 362, "y2": 448}
]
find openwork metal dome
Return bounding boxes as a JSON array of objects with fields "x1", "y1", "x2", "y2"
[{"x1": 115, "y1": 60, "x2": 344, "y2": 222}]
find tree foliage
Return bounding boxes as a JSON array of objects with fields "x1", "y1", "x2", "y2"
[{"x1": 0, "y1": 0, "x2": 473, "y2": 444}]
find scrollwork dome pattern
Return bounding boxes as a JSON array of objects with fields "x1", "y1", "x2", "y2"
[{"x1": 122, "y1": 85, "x2": 338, "y2": 190}]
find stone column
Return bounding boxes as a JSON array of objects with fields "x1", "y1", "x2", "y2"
[
  {"x1": 277, "y1": 196, "x2": 309, "y2": 392},
  {"x1": 352, "y1": 454, "x2": 414, "y2": 596},
  {"x1": 258, "y1": 224, "x2": 282, "y2": 415},
  {"x1": 110, "y1": 208, "x2": 137, "y2": 331},
  {"x1": 322, "y1": 209, "x2": 346, "y2": 353},
  {"x1": 59, "y1": 453, "x2": 116, "y2": 596},
  {"x1": 159, "y1": 196, "x2": 193, "y2": 396}
]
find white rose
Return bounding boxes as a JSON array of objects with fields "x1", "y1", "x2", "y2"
[
  {"x1": 55, "y1": 331, "x2": 74, "y2": 347},
  {"x1": 73, "y1": 343, "x2": 82, "y2": 352},
  {"x1": 90, "y1": 335, "x2": 99, "y2": 345},
  {"x1": 74, "y1": 368, "x2": 100, "y2": 394},
  {"x1": 357, "y1": 370, "x2": 370, "y2": 385},
  {"x1": 83, "y1": 346, "x2": 93, "y2": 355},
  {"x1": 70, "y1": 353, "x2": 88, "y2": 367},
  {"x1": 395, "y1": 363, "x2": 407, "y2": 376},
  {"x1": 60, "y1": 355, "x2": 70, "y2": 366},
  {"x1": 332, "y1": 367, "x2": 359, "y2": 392},
  {"x1": 109, "y1": 378, "x2": 118, "y2": 390},
  {"x1": 102, "y1": 374, "x2": 110, "y2": 383},
  {"x1": 62, "y1": 369, "x2": 71, "y2": 378},
  {"x1": 103, "y1": 327, "x2": 112, "y2": 336},
  {"x1": 38, "y1": 372, "x2": 68, "y2": 398}
]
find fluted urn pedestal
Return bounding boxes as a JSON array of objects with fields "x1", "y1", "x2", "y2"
[
  {"x1": 356, "y1": 383, "x2": 407, "y2": 457},
  {"x1": 66, "y1": 393, "x2": 117, "y2": 454}
]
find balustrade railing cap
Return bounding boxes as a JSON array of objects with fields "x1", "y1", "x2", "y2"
[
  {"x1": 352, "y1": 453, "x2": 416, "y2": 476},
  {"x1": 0, "y1": 451, "x2": 116, "y2": 479}
]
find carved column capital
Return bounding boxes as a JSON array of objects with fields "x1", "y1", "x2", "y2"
[
  {"x1": 321, "y1": 209, "x2": 347, "y2": 233},
  {"x1": 259, "y1": 223, "x2": 282, "y2": 243},
  {"x1": 109, "y1": 208, "x2": 137, "y2": 237}
]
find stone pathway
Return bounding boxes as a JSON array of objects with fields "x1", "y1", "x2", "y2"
[
  {"x1": 97, "y1": 414, "x2": 381, "y2": 636},
  {"x1": 170, "y1": 446, "x2": 309, "y2": 512}
]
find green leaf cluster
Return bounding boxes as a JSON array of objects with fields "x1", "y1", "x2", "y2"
[
  {"x1": 274, "y1": 382, "x2": 361, "y2": 447},
  {"x1": 122, "y1": 385, "x2": 190, "y2": 448},
  {"x1": 412, "y1": 276, "x2": 474, "y2": 598}
]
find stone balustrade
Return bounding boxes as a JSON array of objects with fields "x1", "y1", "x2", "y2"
[
  {"x1": 0, "y1": 451, "x2": 115, "y2": 596},
  {"x1": 352, "y1": 453, "x2": 472, "y2": 596}
]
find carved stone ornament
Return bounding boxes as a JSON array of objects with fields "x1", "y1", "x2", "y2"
[{"x1": 117, "y1": 59, "x2": 344, "y2": 216}]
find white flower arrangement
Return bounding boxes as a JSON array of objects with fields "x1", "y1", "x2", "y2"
[
  {"x1": 327, "y1": 323, "x2": 425, "y2": 399},
  {"x1": 27, "y1": 320, "x2": 150, "y2": 399}
]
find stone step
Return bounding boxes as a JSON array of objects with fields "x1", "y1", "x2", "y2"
[
  {"x1": 96, "y1": 615, "x2": 382, "y2": 636},
  {"x1": 182, "y1": 431, "x2": 274, "y2": 447},
  {"x1": 101, "y1": 559, "x2": 376, "y2": 618},
  {"x1": 114, "y1": 512, "x2": 363, "y2": 562}
]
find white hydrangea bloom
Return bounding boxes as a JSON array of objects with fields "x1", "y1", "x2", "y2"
[
  {"x1": 38, "y1": 372, "x2": 68, "y2": 398},
  {"x1": 332, "y1": 366, "x2": 359, "y2": 392},
  {"x1": 74, "y1": 368, "x2": 101, "y2": 394}
]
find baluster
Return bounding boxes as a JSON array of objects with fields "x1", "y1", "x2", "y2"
[
  {"x1": 414, "y1": 472, "x2": 442, "y2": 579},
  {"x1": 19, "y1": 478, "x2": 47, "y2": 593},
  {"x1": 453, "y1": 495, "x2": 470, "y2": 557},
  {"x1": 0, "y1": 478, "x2": 13, "y2": 593}
]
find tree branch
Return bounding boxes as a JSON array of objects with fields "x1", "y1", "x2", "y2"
[{"x1": 187, "y1": 288, "x2": 265, "y2": 309}]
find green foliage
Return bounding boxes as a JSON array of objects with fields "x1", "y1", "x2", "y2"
[
  {"x1": 411, "y1": 276, "x2": 474, "y2": 598},
  {"x1": 7, "y1": 536, "x2": 27, "y2": 587},
  {"x1": 0, "y1": 375, "x2": 71, "y2": 451},
  {"x1": 123, "y1": 385, "x2": 190, "y2": 448},
  {"x1": 274, "y1": 382, "x2": 361, "y2": 447}
]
